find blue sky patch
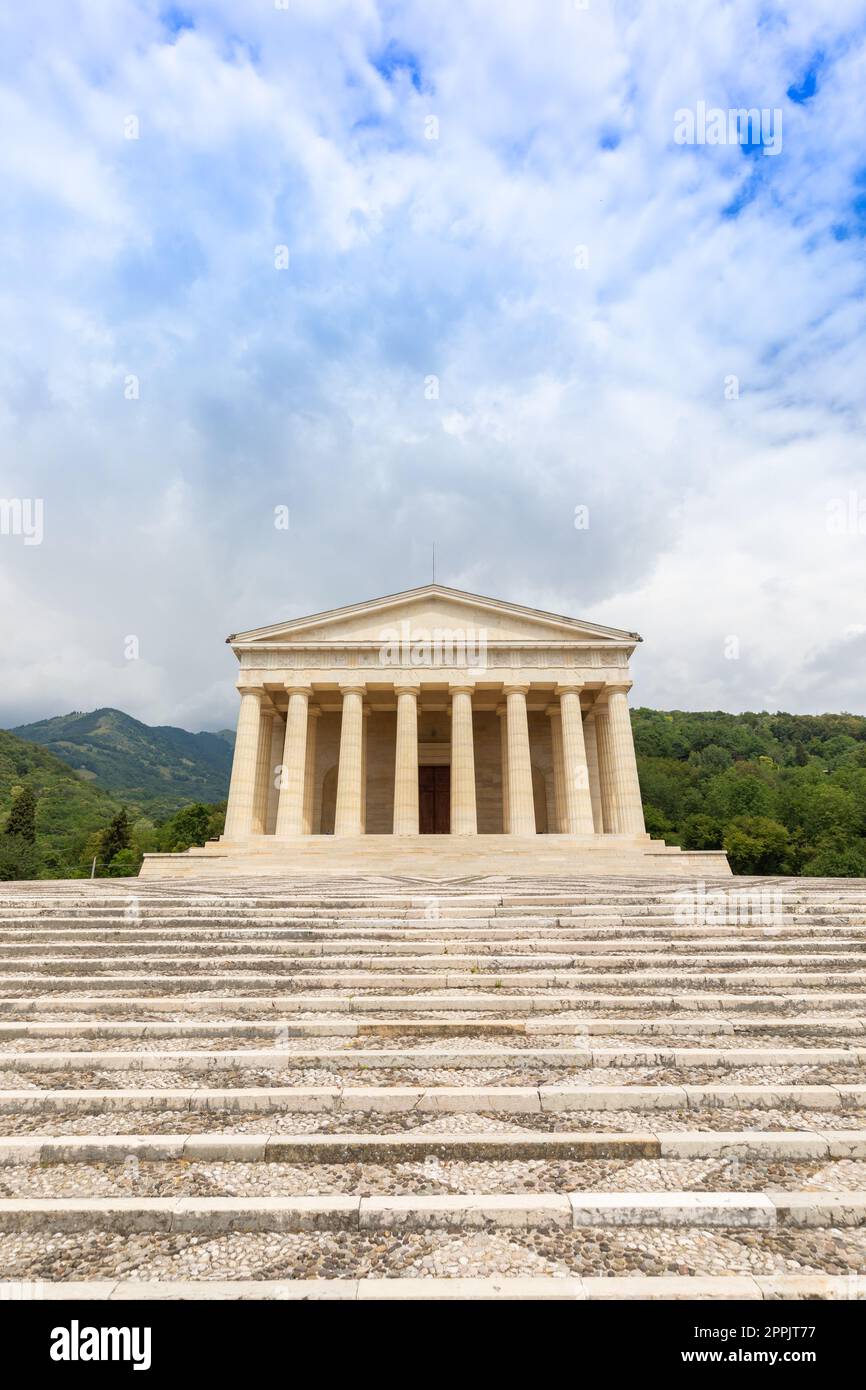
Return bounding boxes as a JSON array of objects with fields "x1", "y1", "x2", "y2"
[{"x1": 371, "y1": 40, "x2": 423, "y2": 91}]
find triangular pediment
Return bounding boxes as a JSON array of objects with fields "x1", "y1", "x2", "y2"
[{"x1": 228, "y1": 585, "x2": 640, "y2": 646}]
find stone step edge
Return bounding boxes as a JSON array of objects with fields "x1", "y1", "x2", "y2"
[
  {"x1": 3, "y1": 1082, "x2": 865, "y2": 1114},
  {"x1": 5, "y1": 971, "x2": 866, "y2": 987},
  {"x1": 2, "y1": 1017, "x2": 863, "y2": 1039},
  {"x1": 1, "y1": 1191, "x2": 865, "y2": 1232},
  {"x1": 3, "y1": 1274, "x2": 860, "y2": 1300},
  {"x1": 8, "y1": 950, "x2": 866, "y2": 961},
  {"x1": 4, "y1": 993, "x2": 862, "y2": 1014},
  {"x1": 3, "y1": 1129, "x2": 866, "y2": 1165},
  {"x1": 2, "y1": 1045, "x2": 865, "y2": 1071}
]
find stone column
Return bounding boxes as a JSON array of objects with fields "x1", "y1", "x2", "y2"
[
  {"x1": 334, "y1": 687, "x2": 365, "y2": 837},
  {"x1": 302, "y1": 707, "x2": 321, "y2": 835},
  {"x1": 546, "y1": 705, "x2": 565, "y2": 833},
  {"x1": 393, "y1": 687, "x2": 419, "y2": 834},
  {"x1": 497, "y1": 704, "x2": 510, "y2": 833},
  {"x1": 450, "y1": 686, "x2": 477, "y2": 835},
  {"x1": 557, "y1": 685, "x2": 595, "y2": 834},
  {"x1": 266, "y1": 714, "x2": 285, "y2": 834},
  {"x1": 360, "y1": 705, "x2": 370, "y2": 834},
  {"x1": 606, "y1": 682, "x2": 646, "y2": 835},
  {"x1": 593, "y1": 702, "x2": 617, "y2": 834},
  {"x1": 504, "y1": 685, "x2": 535, "y2": 835},
  {"x1": 223, "y1": 686, "x2": 263, "y2": 839},
  {"x1": 582, "y1": 711, "x2": 603, "y2": 834},
  {"x1": 251, "y1": 707, "x2": 274, "y2": 834},
  {"x1": 275, "y1": 687, "x2": 310, "y2": 837}
]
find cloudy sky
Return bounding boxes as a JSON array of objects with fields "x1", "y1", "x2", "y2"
[{"x1": 1, "y1": 0, "x2": 865, "y2": 731}]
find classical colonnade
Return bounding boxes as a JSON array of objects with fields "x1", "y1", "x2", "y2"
[{"x1": 223, "y1": 682, "x2": 645, "y2": 840}]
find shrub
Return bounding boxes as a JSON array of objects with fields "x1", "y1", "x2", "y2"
[{"x1": 723, "y1": 816, "x2": 791, "y2": 875}]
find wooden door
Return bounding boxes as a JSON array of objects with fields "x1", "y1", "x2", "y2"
[{"x1": 419, "y1": 766, "x2": 450, "y2": 833}]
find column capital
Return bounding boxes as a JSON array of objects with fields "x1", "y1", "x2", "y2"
[
  {"x1": 495, "y1": 703, "x2": 507, "y2": 717},
  {"x1": 449, "y1": 683, "x2": 475, "y2": 696},
  {"x1": 393, "y1": 684, "x2": 420, "y2": 699},
  {"x1": 544, "y1": 703, "x2": 560, "y2": 718},
  {"x1": 502, "y1": 683, "x2": 530, "y2": 697},
  {"x1": 338, "y1": 682, "x2": 367, "y2": 696},
  {"x1": 604, "y1": 681, "x2": 634, "y2": 696},
  {"x1": 555, "y1": 682, "x2": 585, "y2": 697},
  {"x1": 283, "y1": 684, "x2": 312, "y2": 697},
  {"x1": 236, "y1": 683, "x2": 263, "y2": 698},
  {"x1": 308, "y1": 705, "x2": 322, "y2": 719}
]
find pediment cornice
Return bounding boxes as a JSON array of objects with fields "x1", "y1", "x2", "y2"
[{"x1": 227, "y1": 584, "x2": 641, "y2": 650}]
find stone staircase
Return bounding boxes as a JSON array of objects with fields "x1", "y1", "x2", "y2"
[{"x1": 1, "y1": 873, "x2": 865, "y2": 1301}]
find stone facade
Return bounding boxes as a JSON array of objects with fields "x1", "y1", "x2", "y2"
[{"x1": 141, "y1": 585, "x2": 731, "y2": 877}]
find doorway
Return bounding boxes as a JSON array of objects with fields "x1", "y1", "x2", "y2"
[{"x1": 419, "y1": 766, "x2": 450, "y2": 833}]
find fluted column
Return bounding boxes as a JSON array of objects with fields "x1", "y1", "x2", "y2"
[
  {"x1": 450, "y1": 686, "x2": 477, "y2": 835},
  {"x1": 223, "y1": 686, "x2": 264, "y2": 839},
  {"x1": 393, "y1": 687, "x2": 419, "y2": 834},
  {"x1": 360, "y1": 705, "x2": 370, "y2": 833},
  {"x1": 265, "y1": 714, "x2": 285, "y2": 834},
  {"x1": 497, "y1": 704, "x2": 510, "y2": 833},
  {"x1": 594, "y1": 703, "x2": 617, "y2": 833},
  {"x1": 557, "y1": 685, "x2": 595, "y2": 834},
  {"x1": 251, "y1": 707, "x2": 274, "y2": 834},
  {"x1": 546, "y1": 705, "x2": 565, "y2": 833},
  {"x1": 302, "y1": 707, "x2": 321, "y2": 834},
  {"x1": 583, "y1": 711, "x2": 603, "y2": 834},
  {"x1": 334, "y1": 687, "x2": 365, "y2": 837},
  {"x1": 275, "y1": 687, "x2": 310, "y2": 837},
  {"x1": 504, "y1": 685, "x2": 535, "y2": 835},
  {"x1": 606, "y1": 682, "x2": 646, "y2": 834}
]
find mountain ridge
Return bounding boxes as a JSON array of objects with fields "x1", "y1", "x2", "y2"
[{"x1": 11, "y1": 707, "x2": 235, "y2": 817}]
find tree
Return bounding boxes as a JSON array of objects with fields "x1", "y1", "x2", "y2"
[
  {"x1": 100, "y1": 808, "x2": 131, "y2": 865},
  {"x1": 723, "y1": 816, "x2": 790, "y2": 875},
  {"x1": 105, "y1": 847, "x2": 141, "y2": 878},
  {"x1": 4, "y1": 786, "x2": 37, "y2": 844},
  {"x1": 0, "y1": 836, "x2": 39, "y2": 881},
  {"x1": 680, "y1": 814, "x2": 723, "y2": 850},
  {"x1": 156, "y1": 802, "x2": 214, "y2": 853},
  {"x1": 802, "y1": 842, "x2": 866, "y2": 878},
  {"x1": 643, "y1": 804, "x2": 674, "y2": 840}
]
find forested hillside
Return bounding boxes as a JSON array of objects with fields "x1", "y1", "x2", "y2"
[
  {"x1": 2, "y1": 706, "x2": 866, "y2": 878},
  {"x1": 12, "y1": 708, "x2": 234, "y2": 817},
  {"x1": 633, "y1": 709, "x2": 866, "y2": 875}
]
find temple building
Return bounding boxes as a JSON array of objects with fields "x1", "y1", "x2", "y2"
[{"x1": 141, "y1": 585, "x2": 731, "y2": 877}]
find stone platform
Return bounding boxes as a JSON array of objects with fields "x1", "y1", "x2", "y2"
[
  {"x1": 0, "y1": 871, "x2": 864, "y2": 1299},
  {"x1": 140, "y1": 833, "x2": 732, "y2": 879}
]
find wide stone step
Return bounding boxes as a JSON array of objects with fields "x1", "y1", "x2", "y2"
[
  {"x1": 2, "y1": 1015, "x2": 862, "y2": 1040},
  {"x1": 1, "y1": 1190, "x2": 865, "y2": 1232},
  {"x1": 5, "y1": 950, "x2": 864, "y2": 969},
  {"x1": 3, "y1": 1129, "x2": 866, "y2": 1165},
  {"x1": 7, "y1": 1274, "x2": 857, "y2": 1300},
  {"x1": 4, "y1": 970, "x2": 865, "y2": 992},
  {"x1": 4, "y1": 991, "x2": 863, "y2": 1016},
  {"x1": 3, "y1": 1045, "x2": 865, "y2": 1072},
  {"x1": 6, "y1": 928, "x2": 866, "y2": 948},
  {"x1": 3, "y1": 1082, "x2": 865, "y2": 1115}
]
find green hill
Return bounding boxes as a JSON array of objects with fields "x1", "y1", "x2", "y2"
[
  {"x1": 11, "y1": 708, "x2": 235, "y2": 818},
  {"x1": 632, "y1": 708, "x2": 866, "y2": 875},
  {"x1": 4, "y1": 704, "x2": 866, "y2": 880},
  {"x1": 0, "y1": 729, "x2": 123, "y2": 873}
]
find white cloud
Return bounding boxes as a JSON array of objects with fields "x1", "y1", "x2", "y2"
[{"x1": 1, "y1": 0, "x2": 865, "y2": 728}]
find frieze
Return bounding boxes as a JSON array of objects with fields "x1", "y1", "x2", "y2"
[{"x1": 239, "y1": 646, "x2": 628, "y2": 670}]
